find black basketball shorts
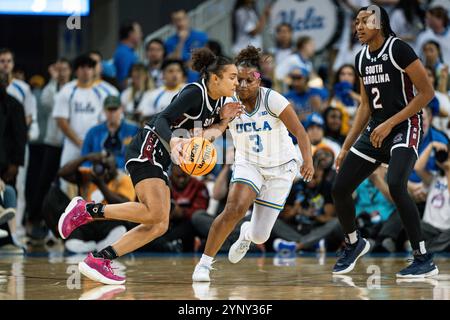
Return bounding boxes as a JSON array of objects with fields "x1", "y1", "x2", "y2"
[
  {"x1": 351, "y1": 115, "x2": 422, "y2": 165},
  {"x1": 125, "y1": 128, "x2": 172, "y2": 187}
]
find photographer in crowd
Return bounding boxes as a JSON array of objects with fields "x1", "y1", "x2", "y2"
[
  {"x1": 55, "y1": 151, "x2": 136, "y2": 253},
  {"x1": 414, "y1": 140, "x2": 450, "y2": 252}
]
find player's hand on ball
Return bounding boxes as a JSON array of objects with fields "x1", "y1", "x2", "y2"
[
  {"x1": 220, "y1": 102, "x2": 244, "y2": 121},
  {"x1": 335, "y1": 149, "x2": 348, "y2": 172},
  {"x1": 170, "y1": 137, "x2": 190, "y2": 165},
  {"x1": 300, "y1": 160, "x2": 314, "y2": 183},
  {"x1": 370, "y1": 122, "x2": 393, "y2": 148}
]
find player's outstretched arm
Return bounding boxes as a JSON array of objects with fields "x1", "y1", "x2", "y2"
[{"x1": 279, "y1": 104, "x2": 314, "y2": 182}]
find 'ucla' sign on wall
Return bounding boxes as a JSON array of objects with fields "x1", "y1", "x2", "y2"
[{"x1": 271, "y1": 0, "x2": 343, "y2": 52}]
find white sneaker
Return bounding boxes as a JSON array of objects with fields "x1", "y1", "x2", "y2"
[
  {"x1": 228, "y1": 221, "x2": 251, "y2": 264},
  {"x1": 192, "y1": 263, "x2": 214, "y2": 282},
  {"x1": 0, "y1": 229, "x2": 8, "y2": 239}
]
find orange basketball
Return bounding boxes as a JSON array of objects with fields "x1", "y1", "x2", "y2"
[{"x1": 179, "y1": 137, "x2": 217, "y2": 176}]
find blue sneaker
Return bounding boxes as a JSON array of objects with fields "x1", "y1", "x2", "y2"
[
  {"x1": 396, "y1": 253, "x2": 439, "y2": 278},
  {"x1": 332, "y1": 236, "x2": 370, "y2": 275},
  {"x1": 273, "y1": 238, "x2": 297, "y2": 255}
]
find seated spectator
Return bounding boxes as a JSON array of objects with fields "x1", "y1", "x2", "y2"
[
  {"x1": 323, "y1": 107, "x2": 345, "y2": 146},
  {"x1": 415, "y1": 140, "x2": 450, "y2": 252},
  {"x1": 0, "y1": 178, "x2": 23, "y2": 252},
  {"x1": 422, "y1": 40, "x2": 447, "y2": 84},
  {"x1": 138, "y1": 59, "x2": 186, "y2": 122},
  {"x1": 141, "y1": 165, "x2": 209, "y2": 253},
  {"x1": 145, "y1": 38, "x2": 165, "y2": 88},
  {"x1": 425, "y1": 66, "x2": 450, "y2": 134},
  {"x1": 328, "y1": 64, "x2": 361, "y2": 135},
  {"x1": 57, "y1": 152, "x2": 136, "y2": 253},
  {"x1": 304, "y1": 113, "x2": 341, "y2": 160},
  {"x1": 272, "y1": 147, "x2": 343, "y2": 253},
  {"x1": 408, "y1": 107, "x2": 450, "y2": 214},
  {"x1": 165, "y1": 9, "x2": 208, "y2": 62},
  {"x1": 284, "y1": 68, "x2": 327, "y2": 121},
  {"x1": 120, "y1": 63, "x2": 153, "y2": 124},
  {"x1": 416, "y1": 6, "x2": 450, "y2": 66},
  {"x1": 113, "y1": 21, "x2": 143, "y2": 88},
  {"x1": 82, "y1": 95, "x2": 139, "y2": 171},
  {"x1": 275, "y1": 36, "x2": 315, "y2": 84}
]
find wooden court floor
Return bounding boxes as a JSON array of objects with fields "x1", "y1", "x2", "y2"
[{"x1": 0, "y1": 253, "x2": 448, "y2": 300}]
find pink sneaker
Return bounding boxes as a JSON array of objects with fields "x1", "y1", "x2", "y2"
[
  {"x1": 58, "y1": 196, "x2": 93, "y2": 239},
  {"x1": 78, "y1": 253, "x2": 126, "y2": 285}
]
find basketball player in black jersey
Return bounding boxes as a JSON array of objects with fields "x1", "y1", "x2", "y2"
[
  {"x1": 57, "y1": 48, "x2": 243, "y2": 284},
  {"x1": 331, "y1": 6, "x2": 439, "y2": 277}
]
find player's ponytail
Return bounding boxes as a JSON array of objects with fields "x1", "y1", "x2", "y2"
[
  {"x1": 235, "y1": 45, "x2": 262, "y2": 70},
  {"x1": 191, "y1": 47, "x2": 233, "y2": 82}
]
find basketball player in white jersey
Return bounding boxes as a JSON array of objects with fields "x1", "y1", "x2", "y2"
[
  {"x1": 192, "y1": 46, "x2": 314, "y2": 282},
  {"x1": 88, "y1": 51, "x2": 120, "y2": 97}
]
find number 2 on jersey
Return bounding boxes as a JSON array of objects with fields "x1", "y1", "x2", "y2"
[
  {"x1": 371, "y1": 87, "x2": 383, "y2": 109},
  {"x1": 250, "y1": 134, "x2": 264, "y2": 153}
]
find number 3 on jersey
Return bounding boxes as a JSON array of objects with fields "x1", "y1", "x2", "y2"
[
  {"x1": 250, "y1": 134, "x2": 264, "y2": 152},
  {"x1": 372, "y1": 87, "x2": 383, "y2": 109}
]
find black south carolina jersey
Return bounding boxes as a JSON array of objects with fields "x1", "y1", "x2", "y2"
[
  {"x1": 356, "y1": 36, "x2": 419, "y2": 124},
  {"x1": 146, "y1": 79, "x2": 226, "y2": 145}
]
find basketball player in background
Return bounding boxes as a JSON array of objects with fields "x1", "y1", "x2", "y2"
[
  {"x1": 192, "y1": 46, "x2": 314, "y2": 282},
  {"x1": 331, "y1": 5, "x2": 438, "y2": 277},
  {"x1": 57, "y1": 48, "x2": 243, "y2": 285}
]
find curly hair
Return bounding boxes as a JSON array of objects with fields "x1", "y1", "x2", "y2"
[{"x1": 235, "y1": 45, "x2": 261, "y2": 70}]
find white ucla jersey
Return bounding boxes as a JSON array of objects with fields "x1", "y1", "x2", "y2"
[
  {"x1": 228, "y1": 87, "x2": 299, "y2": 167},
  {"x1": 52, "y1": 80, "x2": 109, "y2": 142}
]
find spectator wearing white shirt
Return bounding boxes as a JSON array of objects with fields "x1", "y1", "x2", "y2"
[
  {"x1": 416, "y1": 6, "x2": 450, "y2": 66},
  {"x1": 414, "y1": 140, "x2": 450, "y2": 252},
  {"x1": 88, "y1": 51, "x2": 120, "y2": 97},
  {"x1": 138, "y1": 59, "x2": 186, "y2": 122},
  {"x1": 53, "y1": 55, "x2": 110, "y2": 169},
  {"x1": 275, "y1": 36, "x2": 315, "y2": 84},
  {"x1": 120, "y1": 63, "x2": 152, "y2": 124},
  {"x1": 231, "y1": 0, "x2": 271, "y2": 55}
]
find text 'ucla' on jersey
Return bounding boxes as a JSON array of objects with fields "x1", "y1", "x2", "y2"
[{"x1": 228, "y1": 87, "x2": 299, "y2": 167}]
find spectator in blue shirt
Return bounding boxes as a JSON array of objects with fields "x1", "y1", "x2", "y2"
[
  {"x1": 82, "y1": 96, "x2": 139, "y2": 170},
  {"x1": 113, "y1": 21, "x2": 143, "y2": 89},
  {"x1": 165, "y1": 9, "x2": 208, "y2": 62},
  {"x1": 284, "y1": 67, "x2": 328, "y2": 122}
]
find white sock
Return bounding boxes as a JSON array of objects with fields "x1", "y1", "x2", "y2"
[
  {"x1": 199, "y1": 254, "x2": 214, "y2": 266},
  {"x1": 348, "y1": 231, "x2": 358, "y2": 244},
  {"x1": 419, "y1": 241, "x2": 427, "y2": 255}
]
